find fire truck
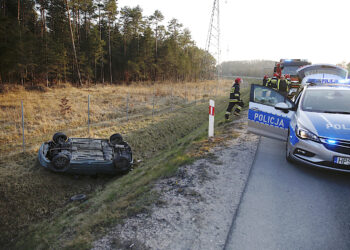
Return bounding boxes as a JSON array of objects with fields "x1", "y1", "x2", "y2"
[{"x1": 274, "y1": 59, "x2": 311, "y2": 97}]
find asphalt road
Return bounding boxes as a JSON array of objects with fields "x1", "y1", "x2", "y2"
[{"x1": 225, "y1": 137, "x2": 350, "y2": 250}]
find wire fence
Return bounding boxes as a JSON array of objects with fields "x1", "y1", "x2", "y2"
[{"x1": 0, "y1": 80, "x2": 241, "y2": 157}]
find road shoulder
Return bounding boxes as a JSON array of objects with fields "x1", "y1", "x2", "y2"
[{"x1": 93, "y1": 113, "x2": 259, "y2": 250}]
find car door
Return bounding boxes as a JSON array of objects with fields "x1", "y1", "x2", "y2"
[{"x1": 248, "y1": 84, "x2": 295, "y2": 141}]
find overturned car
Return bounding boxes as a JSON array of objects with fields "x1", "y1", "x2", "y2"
[{"x1": 38, "y1": 132, "x2": 133, "y2": 175}]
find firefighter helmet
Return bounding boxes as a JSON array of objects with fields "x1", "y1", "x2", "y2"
[{"x1": 235, "y1": 77, "x2": 241, "y2": 84}]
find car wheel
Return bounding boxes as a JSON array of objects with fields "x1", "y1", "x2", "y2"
[
  {"x1": 52, "y1": 153, "x2": 70, "y2": 171},
  {"x1": 110, "y1": 133, "x2": 123, "y2": 145},
  {"x1": 53, "y1": 132, "x2": 68, "y2": 144},
  {"x1": 113, "y1": 156, "x2": 131, "y2": 173},
  {"x1": 70, "y1": 194, "x2": 87, "y2": 201},
  {"x1": 286, "y1": 130, "x2": 294, "y2": 163}
]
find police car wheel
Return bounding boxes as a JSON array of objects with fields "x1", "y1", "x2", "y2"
[{"x1": 286, "y1": 131, "x2": 294, "y2": 163}]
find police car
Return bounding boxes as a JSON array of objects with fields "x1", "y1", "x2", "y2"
[{"x1": 248, "y1": 65, "x2": 350, "y2": 172}]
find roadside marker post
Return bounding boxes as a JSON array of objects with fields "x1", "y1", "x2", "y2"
[{"x1": 209, "y1": 99, "x2": 215, "y2": 137}]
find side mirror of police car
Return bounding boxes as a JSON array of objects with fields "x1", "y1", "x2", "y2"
[{"x1": 274, "y1": 102, "x2": 291, "y2": 113}]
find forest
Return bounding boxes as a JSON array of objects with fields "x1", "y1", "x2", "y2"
[{"x1": 0, "y1": 0, "x2": 216, "y2": 85}]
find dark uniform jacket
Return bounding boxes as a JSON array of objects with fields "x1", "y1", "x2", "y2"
[
  {"x1": 278, "y1": 79, "x2": 288, "y2": 93},
  {"x1": 263, "y1": 78, "x2": 268, "y2": 86},
  {"x1": 230, "y1": 83, "x2": 241, "y2": 102}
]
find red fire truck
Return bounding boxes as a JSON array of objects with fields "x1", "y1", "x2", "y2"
[{"x1": 274, "y1": 59, "x2": 311, "y2": 97}]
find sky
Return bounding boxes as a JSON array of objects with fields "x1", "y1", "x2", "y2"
[{"x1": 118, "y1": 0, "x2": 350, "y2": 64}]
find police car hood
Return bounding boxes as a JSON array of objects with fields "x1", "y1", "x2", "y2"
[{"x1": 299, "y1": 111, "x2": 350, "y2": 140}]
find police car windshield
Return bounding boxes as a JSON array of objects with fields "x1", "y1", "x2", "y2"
[{"x1": 302, "y1": 88, "x2": 350, "y2": 113}]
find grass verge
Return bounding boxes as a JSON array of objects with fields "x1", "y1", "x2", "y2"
[{"x1": 7, "y1": 83, "x2": 254, "y2": 249}]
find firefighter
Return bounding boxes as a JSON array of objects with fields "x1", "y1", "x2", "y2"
[
  {"x1": 262, "y1": 75, "x2": 270, "y2": 98},
  {"x1": 275, "y1": 63, "x2": 282, "y2": 78},
  {"x1": 225, "y1": 78, "x2": 244, "y2": 120},
  {"x1": 277, "y1": 74, "x2": 289, "y2": 97},
  {"x1": 263, "y1": 75, "x2": 269, "y2": 86},
  {"x1": 285, "y1": 74, "x2": 291, "y2": 88},
  {"x1": 267, "y1": 73, "x2": 279, "y2": 89}
]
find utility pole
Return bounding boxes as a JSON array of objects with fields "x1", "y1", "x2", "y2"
[{"x1": 205, "y1": 0, "x2": 221, "y2": 83}]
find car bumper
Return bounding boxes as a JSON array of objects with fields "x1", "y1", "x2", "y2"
[
  {"x1": 289, "y1": 138, "x2": 350, "y2": 173},
  {"x1": 38, "y1": 143, "x2": 53, "y2": 169}
]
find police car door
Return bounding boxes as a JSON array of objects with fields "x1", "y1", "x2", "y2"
[{"x1": 248, "y1": 84, "x2": 295, "y2": 141}]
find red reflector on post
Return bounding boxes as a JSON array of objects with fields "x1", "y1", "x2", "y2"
[{"x1": 209, "y1": 106, "x2": 215, "y2": 116}]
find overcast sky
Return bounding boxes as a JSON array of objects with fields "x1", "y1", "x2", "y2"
[{"x1": 118, "y1": 0, "x2": 350, "y2": 64}]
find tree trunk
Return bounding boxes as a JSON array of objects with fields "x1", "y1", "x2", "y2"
[
  {"x1": 94, "y1": 57, "x2": 97, "y2": 84},
  {"x1": 98, "y1": 4, "x2": 104, "y2": 83},
  {"x1": 17, "y1": 0, "x2": 20, "y2": 23},
  {"x1": 40, "y1": 7, "x2": 44, "y2": 38},
  {"x1": 108, "y1": 23, "x2": 112, "y2": 84},
  {"x1": 65, "y1": 0, "x2": 82, "y2": 86},
  {"x1": 77, "y1": 8, "x2": 80, "y2": 46}
]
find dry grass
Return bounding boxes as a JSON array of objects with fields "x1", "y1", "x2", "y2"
[
  {"x1": 0, "y1": 79, "x2": 258, "y2": 248},
  {"x1": 12, "y1": 97, "x2": 232, "y2": 250},
  {"x1": 0, "y1": 80, "x2": 232, "y2": 154}
]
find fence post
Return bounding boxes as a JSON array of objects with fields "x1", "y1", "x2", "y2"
[
  {"x1": 171, "y1": 86, "x2": 173, "y2": 112},
  {"x1": 126, "y1": 93, "x2": 129, "y2": 121},
  {"x1": 152, "y1": 90, "x2": 155, "y2": 120},
  {"x1": 88, "y1": 95, "x2": 90, "y2": 137},
  {"x1": 194, "y1": 88, "x2": 197, "y2": 105},
  {"x1": 21, "y1": 100, "x2": 25, "y2": 152}
]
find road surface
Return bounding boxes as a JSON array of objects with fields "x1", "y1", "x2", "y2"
[{"x1": 225, "y1": 137, "x2": 350, "y2": 250}]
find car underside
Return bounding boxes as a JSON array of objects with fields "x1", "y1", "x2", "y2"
[{"x1": 39, "y1": 133, "x2": 133, "y2": 175}]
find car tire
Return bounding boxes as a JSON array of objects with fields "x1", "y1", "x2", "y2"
[
  {"x1": 113, "y1": 156, "x2": 131, "y2": 173},
  {"x1": 110, "y1": 133, "x2": 123, "y2": 145},
  {"x1": 52, "y1": 153, "x2": 70, "y2": 171},
  {"x1": 53, "y1": 132, "x2": 68, "y2": 144},
  {"x1": 70, "y1": 194, "x2": 87, "y2": 201},
  {"x1": 286, "y1": 130, "x2": 294, "y2": 163}
]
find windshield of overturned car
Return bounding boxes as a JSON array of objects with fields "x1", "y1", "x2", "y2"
[{"x1": 301, "y1": 89, "x2": 350, "y2": 113}]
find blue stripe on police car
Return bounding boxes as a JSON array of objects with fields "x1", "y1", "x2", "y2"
[{"x1": 248, "y1": 109, "x2": 290, "y2": 130}]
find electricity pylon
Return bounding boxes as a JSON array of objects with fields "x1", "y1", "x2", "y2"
[{"x1": 205, "y1": 0, "x2": 221, "y2": 82}]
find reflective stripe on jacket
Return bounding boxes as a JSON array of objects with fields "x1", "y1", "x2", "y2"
[{"x1": 267, "y1": 77, "x2": 278, "y2": 89}]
